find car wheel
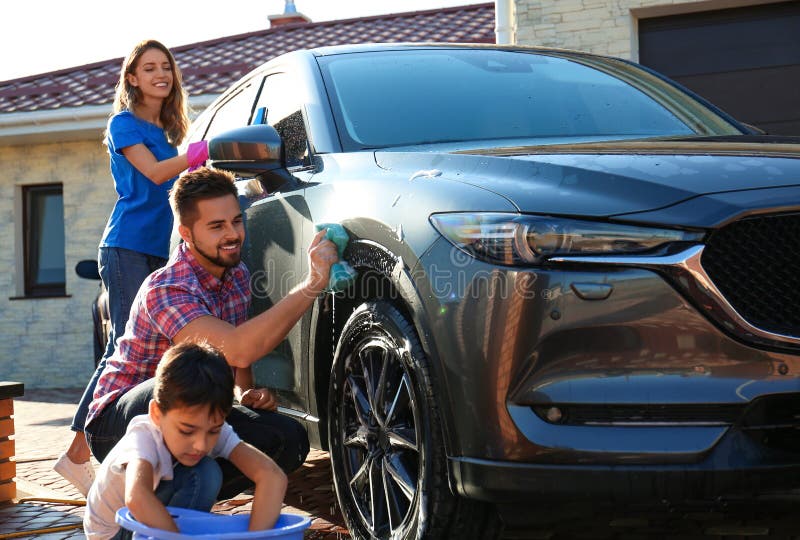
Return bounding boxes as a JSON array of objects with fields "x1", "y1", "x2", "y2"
[{"x1": 328, "y1": 301, "x2": 501, "y2": 539}]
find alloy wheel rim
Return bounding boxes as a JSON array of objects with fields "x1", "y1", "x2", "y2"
[{"x1": 339, "y1": 335, "x2": 420, "y2": 538}]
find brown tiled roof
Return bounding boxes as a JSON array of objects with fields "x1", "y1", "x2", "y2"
[{"x1": 0, "y1": 3, "x2": 494, "y2": 114}]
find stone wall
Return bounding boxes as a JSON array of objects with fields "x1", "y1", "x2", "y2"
[
  {"x1": 514, "y1": 0, "x2": 765, "y2": 60},
  {"x1": 0, "y1": 138, "x2": 115, "y2": 388}
]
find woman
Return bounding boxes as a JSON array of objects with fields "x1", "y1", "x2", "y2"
[{"x1": 55, "y1": 39, "x2": 208, "y2": 495}]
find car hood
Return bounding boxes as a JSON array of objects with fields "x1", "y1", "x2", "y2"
[{"x1": 374, "y1": 136, "x2": 800, "y2": 217}]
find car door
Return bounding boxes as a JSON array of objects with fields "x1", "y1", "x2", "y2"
[{"x1": 237, "y1": 70, "x2": 316, "y2": 415}]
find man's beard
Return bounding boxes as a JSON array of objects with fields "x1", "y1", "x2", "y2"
[{"x1": 194, "y1": 241, "x2": 242, "y2": 269}]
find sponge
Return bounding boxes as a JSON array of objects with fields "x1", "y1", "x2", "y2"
[{"x1": 315, "y1": 223, "x2": 358, "y2": 292}]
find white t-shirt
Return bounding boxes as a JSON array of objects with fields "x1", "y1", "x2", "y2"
[{"x1": 83, "y1": 414, "x2": 241, "y2": 540}]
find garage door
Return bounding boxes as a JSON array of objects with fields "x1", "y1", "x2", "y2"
[{"x1": 639, "y1": 1, "x2": 800, "y2": 135}]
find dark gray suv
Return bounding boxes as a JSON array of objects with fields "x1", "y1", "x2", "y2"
[{"x1": 177, "y1": 43, "x2": 800, "y2": 539}]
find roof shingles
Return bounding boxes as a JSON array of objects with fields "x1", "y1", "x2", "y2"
[{"x1": 0, "y1": 3, "x2": 494, "y2": 114}]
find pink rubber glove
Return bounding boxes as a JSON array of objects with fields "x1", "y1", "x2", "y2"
[{"x1": 187, "y1": 140, "x2": 209, "y2": 171}]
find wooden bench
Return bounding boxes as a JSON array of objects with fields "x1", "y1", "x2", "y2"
[{"x1": 0, "y1": 382, "x2": 24, "y2": 503}]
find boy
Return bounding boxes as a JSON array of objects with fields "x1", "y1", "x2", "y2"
[{"x1": 83, "y1": 342, "x2": 287, "y2": 539}]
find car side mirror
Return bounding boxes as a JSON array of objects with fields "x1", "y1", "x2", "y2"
[
  {"x1": 208, "y1": 124, "x2": 284, "y2": 176},
  {"x1": 75, "y1": 260, "x2": 100, "y2": 280}
]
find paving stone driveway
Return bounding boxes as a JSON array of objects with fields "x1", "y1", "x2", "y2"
[
  {"x1": 3, "y1": 388, "x2": 799, "y2": 539},
  {"x1": 3, "y1": 388, "x2": 348, "y2": 539}
]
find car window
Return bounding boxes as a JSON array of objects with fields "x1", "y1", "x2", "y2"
[
  {"x1": 185, "y1": 105, "x2": 213, "y2": 146},
  {"x1": 252, "y1": 72, "x2": 311, "y2": 168},
  {"x1": 204, "y1": 81, "x2": 261, "y2": 141},
  {"x1": 318, "y1": 49, "x2": 743, "y2": 150}
]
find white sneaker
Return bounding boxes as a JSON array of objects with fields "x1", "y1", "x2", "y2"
[{"x1": 53, "y1": 453, "x2": 95, "y2": 496}]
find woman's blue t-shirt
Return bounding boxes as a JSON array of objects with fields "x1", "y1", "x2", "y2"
[{"x1": 100, "y1": 111, "x2": 178, "y2": 259}]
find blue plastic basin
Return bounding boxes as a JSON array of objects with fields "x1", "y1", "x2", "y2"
[{"x1": 116, "y1": 507, "x2": 311, "y2": 540}]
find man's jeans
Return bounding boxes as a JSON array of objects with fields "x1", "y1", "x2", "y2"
[
  {"x1": 70, "y1": 247, "x2": 166, "y2": 433},
  {"x1": 86, "y1": 378, "x2": 310, "y2": 500},
  {"x1": 112, "y1": 456, "x2": 222, "y2": 540}
]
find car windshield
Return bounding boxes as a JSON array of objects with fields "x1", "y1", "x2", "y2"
[{"x1": 317, "y1": 48, "x2": 744, "y2": 150}]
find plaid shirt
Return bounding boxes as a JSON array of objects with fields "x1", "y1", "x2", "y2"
[{"x1": 86, "y1": 243, "x2": 251, "y2": 427}]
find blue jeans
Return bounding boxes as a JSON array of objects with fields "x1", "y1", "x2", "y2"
[
  {"x1": 156, "y1": 456, "x2": 223, "y2": 511},
  {"x1": 113, "y1": 456, "x2": 222, "y2": 540},
  {"x1": 71, "y1": 247, "x2": 167, "y2": 433}
]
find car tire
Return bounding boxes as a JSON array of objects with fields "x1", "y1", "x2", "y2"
[
  {"x1": 92, "y1": 287, "x2": 110, "y2": 367},
  {"x1": 328, "y1": 301, "x2": 502, "y2": 539}
]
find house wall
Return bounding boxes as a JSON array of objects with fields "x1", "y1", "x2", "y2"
[
  {"x1": 514, "y1": 0, "x2": 779, "y2": 60},
  {"x1": 0, "y1": 138, "x2": 114, "y2": 388}
]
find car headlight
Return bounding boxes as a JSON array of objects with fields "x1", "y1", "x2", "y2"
[{"x1": 429, "y1": 213, "x2": 704, "y2": 266}]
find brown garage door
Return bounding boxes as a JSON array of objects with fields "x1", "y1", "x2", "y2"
[{"x1": 639, "y1": 2, "x2": 800, "y2": 135}]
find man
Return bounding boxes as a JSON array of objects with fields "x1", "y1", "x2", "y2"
[{"x1": 84, "y1": 166, "x2": 338, "y2": 499}]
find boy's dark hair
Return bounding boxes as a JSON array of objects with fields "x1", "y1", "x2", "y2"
[
  {"x1": 154, "y1": 341, "x2": 234, "y2": 417},
  {"x1": 169, "y1": 166, "x2": 237, "y2": 226}
]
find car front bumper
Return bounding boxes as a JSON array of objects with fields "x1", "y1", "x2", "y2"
[
  {"x1": 412, "y1": 237, "x2": 800, "y2": 502},
  {"x1": 449, "y1": 424, "x2": 800, "y2": 504}
]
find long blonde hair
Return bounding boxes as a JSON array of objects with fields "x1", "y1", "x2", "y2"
[{"x1": 111, "y1": 39, "x2": 189, "y2": 146}]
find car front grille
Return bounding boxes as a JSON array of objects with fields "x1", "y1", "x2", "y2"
[{"x1": 701, "y1": 213, "x2": 800, "y2": 338}]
